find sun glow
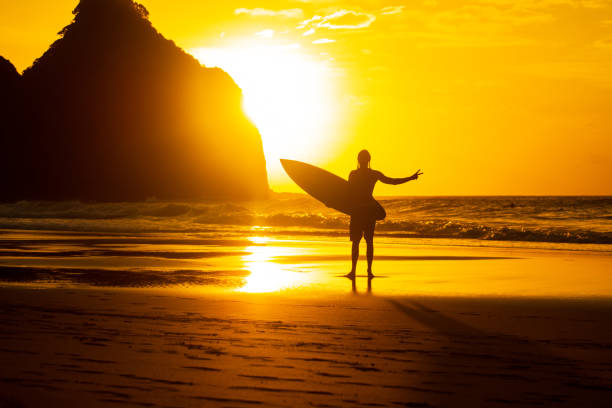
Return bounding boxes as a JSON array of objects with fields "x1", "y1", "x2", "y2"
[
  {"x1": 239, "y1": 244, "x2": 309, "y2": 293},
  {"x1": 190, "y1": 43, "x2": 338, "y2": 186}
]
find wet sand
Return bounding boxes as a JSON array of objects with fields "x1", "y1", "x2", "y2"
[
  {"x1": 2, "y1": 288, "x2": 612, "y2": 407},
  {"x1": 1, "y1": 230, "x2": 612, "y2": 406}
]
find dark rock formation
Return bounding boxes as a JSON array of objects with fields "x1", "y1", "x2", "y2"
[
  {"x1": 0, "y1": 56, "x2": 24, "y2": 197},
  {"x1": 0, "y1": 0, "x2": 269, "y2": 201}
]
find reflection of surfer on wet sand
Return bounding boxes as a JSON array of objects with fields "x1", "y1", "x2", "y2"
[
  {"x1": 347, "y1": 150, "x2": 422, "y2": 278},
  {"x1": 348, "y1": 274, "x2": 374, "y2": 293}
]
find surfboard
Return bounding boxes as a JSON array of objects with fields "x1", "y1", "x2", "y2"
[{"x1": 280, "y1": 159, "x2": 386, "y2": 220}]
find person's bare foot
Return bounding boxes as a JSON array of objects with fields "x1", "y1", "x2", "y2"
[
  {"x1": 367, "y1": 270, "x2": 374, "y2": 278},
  {"x1": 345, "y1": 271, "x2": 356, "y2": 278}
]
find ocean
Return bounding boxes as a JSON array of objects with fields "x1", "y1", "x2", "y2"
[
  {"x1": 0, "y1": 195, "x2": 610, "y2": 293},
  {"x1": 0, "y1": 196, "x2": 609, "y2": 247}
]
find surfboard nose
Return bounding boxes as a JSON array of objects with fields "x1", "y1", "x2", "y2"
[{"x1": 280, "y1": 159, "x2": 300, "y2": 175}]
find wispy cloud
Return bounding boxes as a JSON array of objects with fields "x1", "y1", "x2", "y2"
[
  {"x1": 235, "y1": 8, "x2": 304, "y2": 18},
  {"x1": 299, "y1": 10, "x2": 376, "y2": 30},
  {"x1": 255, "y1": 29, "x2": 275, "y2": 38},
  {"x1": 472, "y1": 0, "x2": 608, "y2": 8},
  {"x1": 313, "y1": 38, "x2": 336, "y2": 44},
  {"x1": 380, "y1": 6, "x2": 405, "y2": 16},
  {"x1": 303, "y1": 28, "x2": 316, "y2": 36}
]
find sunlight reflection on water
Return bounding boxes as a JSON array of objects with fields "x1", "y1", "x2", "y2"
[
  {"x1": 1, "y1": 231, "x2": 609, "y2": 297},
  {"x1": 238, "y1": 238, "x2": 310, "y2": 293}
]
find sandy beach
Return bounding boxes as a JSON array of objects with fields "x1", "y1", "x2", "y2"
[
  {"x1": 1, "y1": 229, "x2": 612, "y2": 407},
  {"x1": 2, "y1": 0, "x2": 611, "y2": 405}
]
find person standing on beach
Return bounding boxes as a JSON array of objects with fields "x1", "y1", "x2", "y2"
[{"x1": 347, "y1": 150, "x2": 422, "y2": 278}]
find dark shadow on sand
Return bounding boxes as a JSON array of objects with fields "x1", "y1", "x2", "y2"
[
  {"x1": 387, "y1": 298, "x2": 483, "y2": 336},
  {"x1": 0, "y1": 249, "x2": 248, "y2": 260},
  {"x1": 383, "y1": 296, "x2": 612, "y2": 406},
  {"x1": 0, "y1": 266, "x2": 248, "y2": 288}
]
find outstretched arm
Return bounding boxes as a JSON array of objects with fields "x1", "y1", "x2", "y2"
[{"x1": 378, "y1": 169, "x2": 423, "y2": 185}]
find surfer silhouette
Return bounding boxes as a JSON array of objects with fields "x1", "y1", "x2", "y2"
[{"x1": 347, "y1": 150, "x2": 422, "y2": 278}]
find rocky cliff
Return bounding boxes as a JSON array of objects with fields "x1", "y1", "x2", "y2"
[{"x1": 0, "y1": 0, "x2": 269, "y2": 201}]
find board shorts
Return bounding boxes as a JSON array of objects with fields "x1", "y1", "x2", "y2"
[{"x1": 350, "y1": 212, "x2": 376, "y2": 242}]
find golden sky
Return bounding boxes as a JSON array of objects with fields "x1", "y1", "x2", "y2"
[{"x1": 2, "y1": 0, "x2": 612, "y2": 195}]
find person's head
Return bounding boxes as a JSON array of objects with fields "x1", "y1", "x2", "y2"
[{"x1": 357, "y1": 149, "x2": 371, "y2": 169}]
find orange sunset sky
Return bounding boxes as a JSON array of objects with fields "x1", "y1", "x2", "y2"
[{"x1": 1, "y1": 0, "x2": 611, "y2": 195}]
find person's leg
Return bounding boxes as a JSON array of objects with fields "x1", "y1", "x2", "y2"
[
  {"x1": 348, "y1": 216, "x2": 361, "y2": 276},
  {"x1": 366, "y1": 240, "x2": 373, "y2": 276},
  {"x1": 350, "y1": 239, "x2": 360, "y2": 275},
  {"x1": 365, "y1": 220, "x2": 375, "y2": 276}
]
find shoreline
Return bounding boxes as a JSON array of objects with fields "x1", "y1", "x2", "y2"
[{"x1": 0, "y1": 230, "x2": 611, "y2": 297}]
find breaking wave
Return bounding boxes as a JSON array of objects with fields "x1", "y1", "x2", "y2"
[{"x1": 0, "y1": 196, "x2": 610, "y2": 245}]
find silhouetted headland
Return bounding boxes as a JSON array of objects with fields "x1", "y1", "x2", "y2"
[{"x1": 0, "y1": 0, "x2": 269, "y2": 201}]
